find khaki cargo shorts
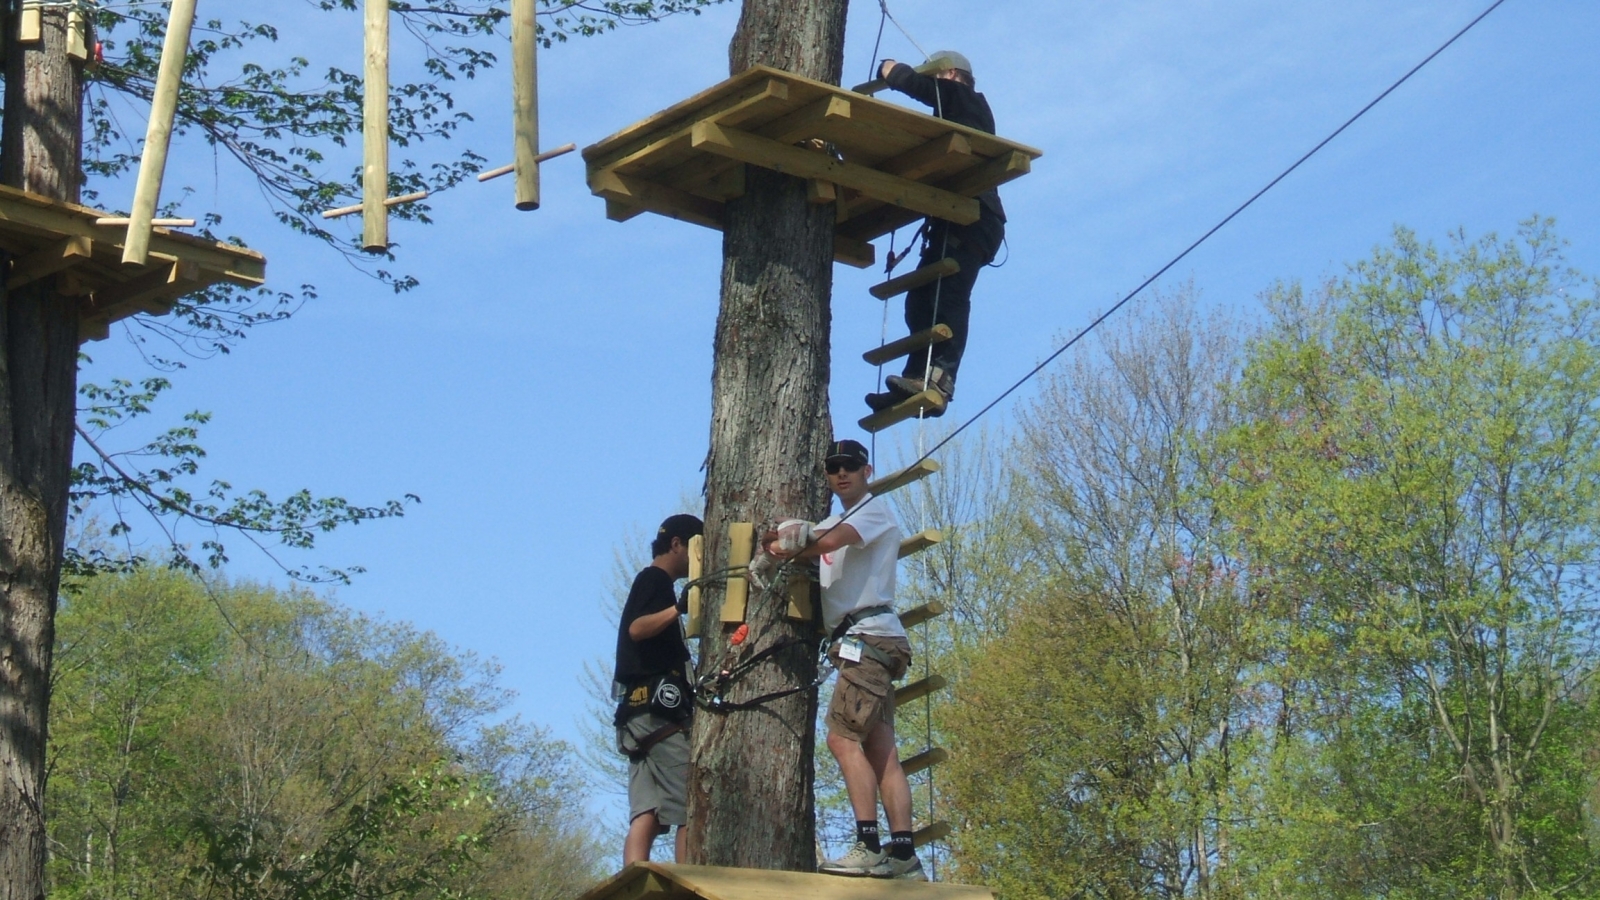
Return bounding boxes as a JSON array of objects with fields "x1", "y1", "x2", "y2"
[
  {"x1": 826, "y1": 634, "x2": 912, "y2": 742},
  {"x1": 617, "y1": 713, "x2": 690, "y2": 827}
]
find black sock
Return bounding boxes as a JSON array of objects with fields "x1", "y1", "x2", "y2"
[
  {"x1": 856, "y1": 820, "x2": 881, "y2": 852},
  {"x1": 888, "y1": 831, "x2": 914, "y2": 860}
]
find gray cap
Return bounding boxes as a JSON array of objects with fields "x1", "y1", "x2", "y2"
[{"x1": 924, "y1": 50, "x2": 973, "y2": 76}]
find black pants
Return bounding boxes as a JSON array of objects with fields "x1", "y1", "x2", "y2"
[{"x1": 902, "y1": 212, "x2": 1005, "y2": 396}]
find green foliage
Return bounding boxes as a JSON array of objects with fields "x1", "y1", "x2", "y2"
[{"x1": 46, "y1": 568, "x2": 602, "y2": 900}]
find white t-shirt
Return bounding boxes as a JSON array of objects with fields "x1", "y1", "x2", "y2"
[{"x1": 816, "y1": 492, "x2": 906, "y2": 640}]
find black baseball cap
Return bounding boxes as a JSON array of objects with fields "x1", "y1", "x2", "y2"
[
  {"x1": 657, "y1": 513, "x2": 704, "y2": 543},
  {"x1": 825, "y1": 439, "x2": 869, "y2": 466}
]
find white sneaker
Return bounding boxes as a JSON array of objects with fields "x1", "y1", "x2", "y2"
[
  {"x1": 872, "y1": 853, "x2": 928, "y2": 881},
  {"x1": 820, "y1": 841, "x2": 886, "y2": 877}
]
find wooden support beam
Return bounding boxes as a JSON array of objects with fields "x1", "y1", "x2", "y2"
[
  {"x1": 362, "y1": 0, "x2": 389, "y2": 252},
  {"x1": 592, "y1": 169, "x2": 725, "y2": 231},
  {"x1": 605, "y1": 199, "x2": 646, "y2": 223},
  {"x1": 867, "y1": 458, "x2": 941, "y2": 497},
  {"x1": 321, "y1": 190, "x2": 428, "y2": 220},
  {"x1": 898, "y1": 528, "x2": 943, "y2": 560},
  {"x1": 838, "y1": 149, "x2": 1035, "y2": 244},
  {"x1": 8, "y1": 235, "x2": 91, "y2": 290},
  {"x1": 895, "y1": 673, "x2": 947, "y2": 706},
  {"x1": 834, "y1": 234, "x2": 875, "y2": 269},
  {"x1": 86, "y1": 260, "x2": 202, "y2": 317},
  {"x1": 869, "y1": 257, "x2": 959, "y2": 300},
  {"x1": 600, "y1": 78, "x2": 789, "y2": 177},
  {"x1": 880, "y1": 132, "x2": 973, "y2": 182},
  {"x1": 720, "y1": 522, "x2": 754, "y2": 623},
  {"x1": 685, "y1": 534, "x2": 705, "y2": 638},
  {"x1": 863, "y1": 324, "x2": 953, "y2": 367},
  {"x1": 807, "y1": 180, "x2": 836, "y2": 204},
  {"x1": 511, "y1": 0, "x2": 540, "y2": 210},
  {"x1": 759, "y1": 95, "x2": 853, "y2": 145},
  {"x1": 902, "y1": 746, "x2": 949, "y2": 776},
  {"x1": 912, "y1": 822, "x2": 952, "y2": 848},
  {"x1": 476, "y1": 143, "x2": 576, "y2": 183},
  {"x1": 122, "y1": 0, "x2": 196, "y2": 266},
  {"x1": 96, "y1": 217, "x2": 195, "y2": 227},
  {"x1": 859, "y1": 388, "x2": 946, "y2": 433},
  {"x1": 898, "y1": 599, "x2": 947, "y2": 630},
  {"x1": 690, "y1": 120, "x2": 980, "y2": 226}
]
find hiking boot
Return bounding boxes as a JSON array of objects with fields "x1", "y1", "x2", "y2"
[
  {"x1": 886, "y1": 366, "x2": 953, "y2": 403},
  {"x1": 871, "y1": 853, "x2": 928, "y2": 881},
  {"x1": 820, "y1": 841, "x2": 886, "y2": 877},
  {"x1": 865, "y1": 389, "x2": 907, "y2": 412}
]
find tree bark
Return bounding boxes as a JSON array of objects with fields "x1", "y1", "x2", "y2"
[
  {"x1": 683, "y1": 0, "x2": 847, "y2": 872},
  {"x1": 0, "y1": 8, "x2": 83, "y2": 900}
]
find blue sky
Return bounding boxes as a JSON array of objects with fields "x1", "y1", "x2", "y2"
[{"x1": 79, "y1": 0, "x2": 1599, "y2": 790}]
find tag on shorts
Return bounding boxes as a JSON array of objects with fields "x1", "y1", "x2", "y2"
[{"x1": 839, "y1": 638, "x2": 864, "y2": 663}]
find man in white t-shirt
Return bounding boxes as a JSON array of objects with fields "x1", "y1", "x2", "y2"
[{"x1": 772, "y1": 439, "x2": 924, "y2": 880}]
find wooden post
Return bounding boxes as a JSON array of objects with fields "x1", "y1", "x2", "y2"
[
  {"x1": 511, "y1": 0, "x2": 540, "y2": 210},
  {"x1": 121, "y1": 0, "x2": 197, "y2": 266},
  {"x1": 362, "y1": 0, "x2": 389, "y2": 252}
]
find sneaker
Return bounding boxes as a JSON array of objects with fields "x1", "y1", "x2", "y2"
[
  {"x1": 871, "y1": 854, "x2": 928, "y2": 881},
  {"x1": 820, "y1": 841, "x2": 886, "y2": 877}
]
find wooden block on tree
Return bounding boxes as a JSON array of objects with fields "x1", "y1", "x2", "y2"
[
  {"x1": 8, "y1": 235, "x2": 91, "y2": 290},
  {"x1": 691, "y1": 120, "x2": 980, "y2": 227},
  {"x1": 869, "y1": 258, "x2": 959, "y2": 300},
  {"x1": 863, "y1": 325, "x2": 953, "y2": 366},
  {"x1": 912, "y1": 822, "x2": 952, "y2": 848},
  {"x1": 859, "y1": 389, "x2": 947, "y2": 433},
  {"x1": 783, "y1": 577, "x2": 815, "y2": 623},
  {"x1": 902, "y1": 746, "x2": 949, "y2": 776},
  {"x1": 895, "y1": 673, "x2": 947, "y2": 706},
  {"x1": 867, "y1": 458, "x2": 940, "y2": 496},
  {"x1": 17, "y1": 6, "x2": 40, "y2": 43},
  {"x1": 720, "y1": 522, "x2": 754, "y2": 623},
  {"x1": 898, "y1": 529, "x2": 943, "y2": 559},
  {"x1": 898, "y1": 600, "x2": 947, "y2": 630},
  {"x1": 685, "y1": 534, "x2": 705, "y2": 638},
  {"x1": 807, "y1": 179, "x2": 836, "y2": 204}
]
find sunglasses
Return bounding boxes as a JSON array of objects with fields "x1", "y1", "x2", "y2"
[{"x1": 826, "y1": 459, "x2": 865, "y2": 475}]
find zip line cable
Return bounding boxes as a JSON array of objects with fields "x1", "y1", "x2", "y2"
[{"x1": 885, "y1": 0, "x2": 1510, "y2": 479}]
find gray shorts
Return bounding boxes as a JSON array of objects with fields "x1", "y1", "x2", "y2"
[{"x1": 617, "y1": 713, "x2": 690, "y2": 827}]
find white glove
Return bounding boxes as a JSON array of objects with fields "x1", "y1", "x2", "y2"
[
  {"x1": 748, "y1": 551, "x2": 779, "y2": 591},
  {"x1": 776, "y1": 519, "x2": 815, "y2": 554}
]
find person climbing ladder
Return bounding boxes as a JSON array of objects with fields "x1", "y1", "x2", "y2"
[{"x1": 867, "y1": 51, "x2": 1008, "y2": 418}]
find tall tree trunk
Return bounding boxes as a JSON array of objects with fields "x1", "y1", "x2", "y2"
[
  {"x1": 0, "y1": 8, "x2": 83, "y2": 900},
  {"x1": 683, "y1": 0, "x2": 847, "y2": 872}
]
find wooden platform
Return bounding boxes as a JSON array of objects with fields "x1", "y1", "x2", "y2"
[
  {"x1": 0, "y1": 185, "x2": 266, "y2": 342},
  {"x1": 582, "y1": 66, "x2": 1041, "y2": 268},
  {"x1": 581, "y1": 863, "x2": 993, "y2": 900}
]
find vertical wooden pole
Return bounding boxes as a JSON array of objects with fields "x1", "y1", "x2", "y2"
[
  {"x1": 121, "y1": 0, "x2": 196, "y2": 266},
  {"x1": 511, "y1": 0, "x2": 539, "y2": 211},
  {"x1": 362, "y1": 0, "x2": 389, "y2": 252}
]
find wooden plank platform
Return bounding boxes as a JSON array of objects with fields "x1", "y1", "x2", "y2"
[
  {"x1": 0, "y1": 185, "x2": 265, "y2": 342},
  {"x1": 581, "y1": 862, "x2": 994, "y2": 900},
  {"x1": 583, "y1": 65, "x2": 1041, "y2": 269}
]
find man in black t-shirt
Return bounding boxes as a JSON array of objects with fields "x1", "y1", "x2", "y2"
[
  {"x1": 866, "y1": 50, "x2": 1007, "y2": 418},
  {"x1": 613, "y1": 513, "x2": 702, "y2": 864}
]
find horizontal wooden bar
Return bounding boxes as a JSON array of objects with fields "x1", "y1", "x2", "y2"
[
  {"x1": 476, "y1": 142, "x2": 577, "y2": 182},
  {"x1": 691, "y1": 120, "x2": 979, "y2": 226},
  {"x1": 592, "y1": 168, "x2": 724, "y2": 230},
  {"x1": 895, "y1": 673, "x2": 947, "y2": 706},
  {"x1": 8, "y1": 235, "x2": 92, "y2": 290},
  {"x1": 86, "y1": 260, "x2": 202, "y2": 317},
  {"x1": 898, "y1": 528, "x2": 943, "y2": 560},
  {"x1": 880, "y1": 132, "x2": 972, "y2": 183},
  {"x1": 94, "y1": 217, "x2": 194, "y2": 228},
  {"x1": 898, "y1": 600, "x2": 947, "y2": 630},
  {"x1": 870, "y1": 258, "x2": 959, "y2": 301},
  {"x1": 867, "y1": 458, "x2": 941, "y2": 496},
  {"x1": 863, "y1": 324, "x2": 954, "y2": 367},
  {"x1": 838, "y1": 149, "x2": 1034, "y2": 244},
  {"x1": 859, "y1": 388, "x2": 946, "y2": 433},
  {"x1": 321, "y1": 190, "x2": 429, "y2": 220},
  {"x1": 912, "y1": 821, "x2": 952, "y2": 848},
  {"x1": 584, "y1": 75, "x2": 790, "y2": 170},
  {"x1": 902, "y1": 746, "x2": 949, "y2": 776}
]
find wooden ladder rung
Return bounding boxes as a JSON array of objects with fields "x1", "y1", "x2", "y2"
[
  {"x1": 912, "y1": 822, "x2": 952, "y2": 848},
  {"x1": 863, "y1": 324, "x2": 953, "y2": 366},
  {"x1": 867, "y1": 458, "x2": 940, "y2": 496},
  {"x1": 869, "y1": 257, "x2": 959, "y2": 300},
  {"x1": 859, "y1": 389, "x2": 946, "y2": 433},
  {"x1": 895, "y1": 673, "x2": 947, "y2": 706},
  {"x1": 902, "y1": 746, "x2": 949, "y2": 776},
  {"x1": 898, "y1": 529, "x2": 942, "y2": 560},
  {"x1": 898, "y1": 600, "x2": 946, "y2": 629}
]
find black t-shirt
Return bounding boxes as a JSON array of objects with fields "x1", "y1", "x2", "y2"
[{"x1": 613, "y1": 565, "x2": 689, "y2": 682}]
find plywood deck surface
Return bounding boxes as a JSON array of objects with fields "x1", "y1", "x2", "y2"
[
  {"x1": 580, "y1": 862, "x2": 994, "y2": 900},
  {"x1": 0, "y1": 184, "x2": 266, "y2": 342},
  {"x1": 583, "y1": 66, "x2": 1041, "y2": 268}
]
